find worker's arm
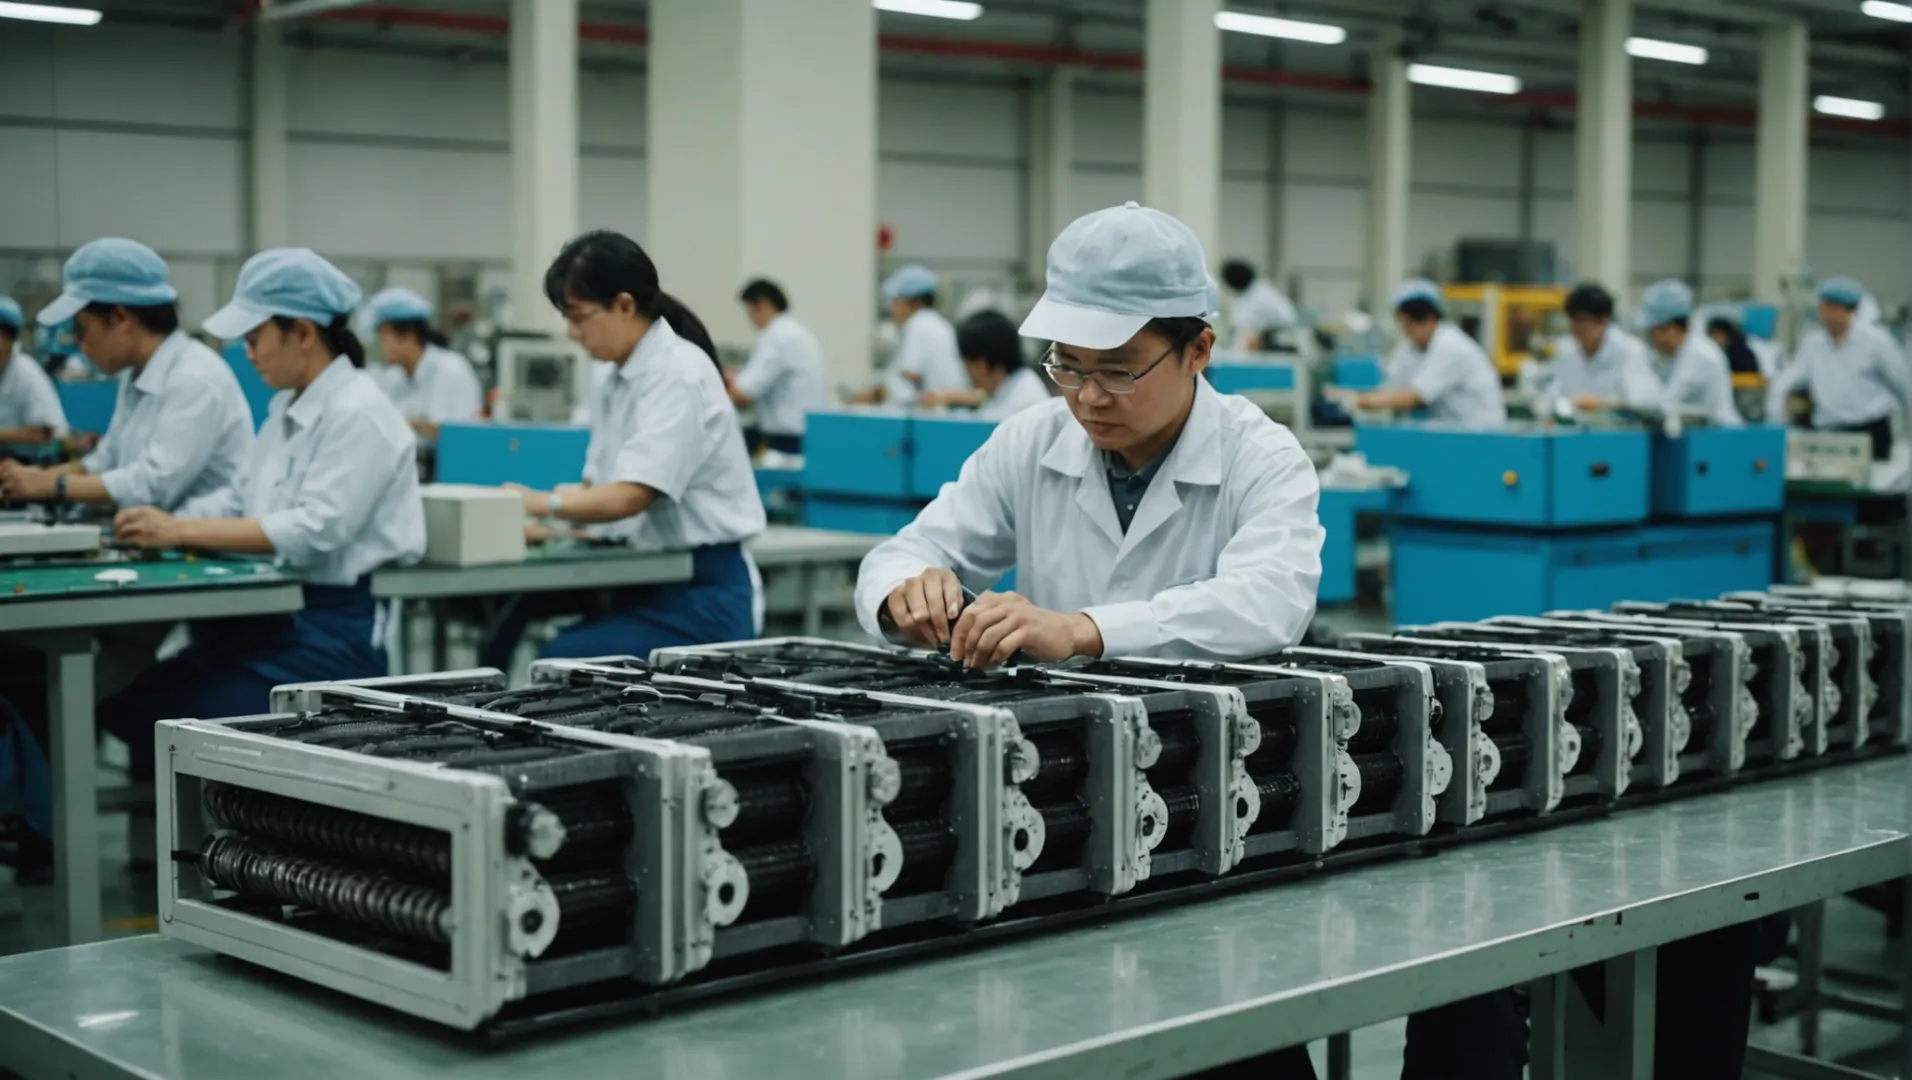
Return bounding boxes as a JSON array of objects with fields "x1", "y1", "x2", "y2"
[
  {"x1": 1351, "y1": 387, "x2": 1423, "y2": 412},
  {"x1": 1764, "y1": 356, "x2": 1811, "y2": 424},
  {"x1": 1617, "y1": 349, "x2": 1664, "y2": 412},
  {"x1": 920, "y1": 388, "x2": 987, "y2": 409},
  {"x1": 1077, "y1": 439, "x2": 1323, "y2": 661},
  {"x1": 729, "y1": 332, "x2": 784, "y2": 411},
  {"x1": 523, "y1": 363, "x2": 711, "y2": 527},
  {"x1": 116, "y1": 508, "x2": 274, "y2": 554},
  {"x1": 91, "y1": 384, "x2": 236, "y2": 509},
  {"x1": 517, "y1": 480, "x2": 654, "y2": 524},
  {"x1": 0, "y1": 425, "x2": 54, "y2": 444},
  {"x1": 0, "y1": 462, "x2": 108, "y2": 502}
]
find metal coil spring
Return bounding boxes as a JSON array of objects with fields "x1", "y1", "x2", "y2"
[
  {"x1": 733, "y1": 840, "x2": 815, "y2": 919},
  {"x1": 1251, "y1": 772, "x2": 1301, "y2": 832},
  {"x1": 725, "y1": 774, "x2": 811, "y2": 845},
  {"x1": 1158, "y1": 785, "x2": 1199, "y2": 850},
  {"x1": 203, "y1": 784, "x2": 450, "y2": 877},
  {"x1": 1348, "y1": 701, "x2": 1399, "y2": 753},
  {"x1": 544, "y1": 871, "x2": 638, "y2": 930},
  {"x1": 200, "y1": 834, "x2": 453, "y2": 944},
  {"x1": 1489, "y1": 732, "x2": 1531, "y2": 790},
  {"x1": 529, "y1": 786, "x2": 634, "y2": 860},
  {"x1": 1246, "y1": 706, "x2": 1298, "y2": 767},
  {"x1": 1022, "y1": 731, "x2": 1089, "y2": 796},
  {"x1": 1486, "y1": 688, "x2": 1531, "y2": 733},
  {"x1": 887, "y1": 815, "x2": 957, "y2": 895},
  {"x1": 1030, "y1": 795, "x2": 1091, "y2": 872},
  {"x1": 887, "y1": 747, "x2": 955, "y2": 814},
  {"x1": 1351, "y1": 753, "x2": 1405, "y2": 813},
  {"x1": 1149, "y1": 715, "x2": 1200, "y2": 776}
]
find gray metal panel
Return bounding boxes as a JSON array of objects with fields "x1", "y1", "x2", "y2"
[
  {"x1": 0, "y1": 579, "x2": 304, "y2": 633},
  {"x1": 3, "y1": 759, "x2": 1903, "y2": 1080},
  {"x1": 371, "y1": 551, "x2": 693, "y2": 600}
]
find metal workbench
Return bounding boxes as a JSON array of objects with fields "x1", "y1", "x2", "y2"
[
  {"x1": 1, "y1": 760, "x2": 1905, "y2": 1080},
  {"x1": 0, "y1": 560, "x2": 303, "y2": 948},
  {"x1": 751, "y1": 525, "x2": 880, "y2": 636}
]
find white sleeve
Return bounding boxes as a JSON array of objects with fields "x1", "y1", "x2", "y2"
[
  {"x1": 429, "y1": 355, "x2": 484, "y2": 423},
  {"x1": 258, "y1": 413, "x2": 411, "y2": 564},
  {"x1": 733, "y1": 334, "x2": 784, "y2": 401},
  {"x1": 609, "y1": 369, "x2": 708, "y2": 500},
  {"x1": 854, "y1": 424, "x2": 1020, "y2": 636},
  {"x1": 1079, "y1": 444, "x2": 1324, "y2": 660},
  {"x1": 1403, "y1": 338, "x2": 1470, "y2": 406},
  {"x1": 1618, "y1": 346, "x2": 1664, "y2": 411},
  {"x1": 13, "y1": 359, "x2": 68, "y2": 434},
  {"x1": 1765, "y1": 355, "x2": 1811, "y2": 423},
  {"x1": 97, "y1": 384, "x2": 239, "y2": 510},
  {"x1": 1869, "y1": 334, "x2": 1909, "y2": 411}
]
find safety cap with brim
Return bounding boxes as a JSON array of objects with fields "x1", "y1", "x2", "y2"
[
  {"x1": 0, "y1": 297, "x2": 22, "y2": 332},
  {"x1": 37, "y1": 237, "x2": 179, "y2": 327},
  {"x1": 1392, "y1": 278, "x2": 1445, "y2": 314},
  {"x1": 1639, "y1": 279, "x2": 1694, "y2": 328},
  {"x1": 1818, "y1": 276, "x2": 1865, "y2": 309},
  {"x1": 364, "y1": 285, "x2": 434, "y2": 327},
  {"x1": 204, "y1": 248, "x2": 365, "y2": 341},
  {"x1": 1020, "y1": 201, "x2": 1209, "y2": 350}
]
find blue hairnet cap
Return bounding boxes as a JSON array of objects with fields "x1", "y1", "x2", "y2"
[
  {"x1": 0, "y1": 296, "x2": 21, "y2": 332},
  {"x1": 203, "y1": 248, "x2": 364, "y2": 341},
  {"x1": 37, "y1": 237, "x2": 179, "y2": 327},
  {"x1": 364, "y1": 285, "x2": 434, "y2": 327},
  {"x1": 1391, "y1": 278, "x2": 1445, "y2": 314},
  {"x1": 1818, "y1": 276, "x2": 1865, "y2": 308},
  {"x1": 1639, "y1": 279, "x2": 1694, "y2": 328},
  {"x1": 881, "y1": 264, "x2": 940, "y2": 302},
  {"x1": 1020, "y1": 201, "x2": 1209, "y2": 349}
]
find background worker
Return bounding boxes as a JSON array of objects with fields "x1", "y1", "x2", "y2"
[
  {"x1": 1544, "y1": 282, "x2": 1662, "y2": 415},
  {"x1": 1766, "y1": 275, "x2": 1908, "y2": 460},
  {"x1": 1640, "y1": 279, "x2": 1743, "y2": 427},
  {"x1": 856, "y1": 264, "x2": 968, "y2": 405},
  {"x1": 919, "y1": 310, "x2": 1054, "y2": 421},
  {"x1": 1219, "y1": 258, "x2": 1300, "y2": 353},
  {"x1": 0, "y1": 297, "x2": 67, "y2": 447},
  {"x1": 731, "y1": 278, "x2": 828, "y2": 455},
  {"x1": 1339, "y1": 278, "x2": 1506, "y2": 426},
  {"x1": 365, "y1": 285, "x2": 483, "y2": 442}
]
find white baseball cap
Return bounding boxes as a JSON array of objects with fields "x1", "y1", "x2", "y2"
[{"x1": 1020, "y1": 201, "x2": 1210, "y2": 350}]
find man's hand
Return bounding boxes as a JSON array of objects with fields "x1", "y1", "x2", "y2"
[
  {"x1": 884, "y1": 567, "x2": 965, "y2": 647},
  {"x1": 950, "y1": 591, "x2": 1102, "y2": 669},
  {"x1": 114, "y1": 507, "x2": 180, "y2": 549},
  {"x1": 0, "y1": 461, "x2": 57, "y2": 500},
  {"x1": 524, "y1": 521, "x2": 556, "y2": 544}
]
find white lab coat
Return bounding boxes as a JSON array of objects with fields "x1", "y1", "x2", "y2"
[
  {"x1": 883, "y1": 308, "x2": 969, "y2": 403},
  {"x1": 380, "y1": 344, "x2": 483, "y2": 427},
  {"x1": 736, "y1": 313, "x2": 828, "y2": 437},
  {"x1": 1231, "y1": 279, "x2": 1299, "y2": 351},
  {"x1": 1658, "y1": 334, "x2": 1742, "y2": 427},
  {"x1": 0, "y1": 349, "x2": 68, "y2": 435},
  {"x1": 973, "y1": 366, "x2": 1053, "y2": 421},
  {"x1": 856, "y1": 378, "x2": 1324, "y2": 660},
  {"x1": 1765, "y1": 323, "x2": 1909, "y2": 429},
  {"x1": 1544, "y1": 326, "x2": 1661, "y2": 412},
  {"x1": 1384, "y1": 323, "x2": 1506, "y2": 426}
]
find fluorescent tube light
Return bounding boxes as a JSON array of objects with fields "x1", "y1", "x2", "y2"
[
  {"x1": 0, "y1": 2, "x2": 102, "y2": 24},
  {"x1": 1407, "y1": 63, "x2": 1522, "y2": 95},
  {"x1": 1626, "y1": 37, "x2": 1708, "y2": 65},
  {"x1": 874, "y1": 0, "x2": 983, "y2": 20},
  {"x1": 1860, "y1": 1, "x2": 1912, "y2": 24},
  {"x1": 1215, "y1": 10, "x2": 1346, "y2": 45},
  {"x1": 1813, "y1": 95, "x2": 1885, "y2": 120}
]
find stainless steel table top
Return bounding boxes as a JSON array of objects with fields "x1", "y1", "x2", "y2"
[
  {"x1": 749, "y1": 525, "x2": 881, "y2": 568},
  {"x1": 370, "y1": 547, "x2": 693, "y2": 600},
  {"x1": 1, "y1": 759, "x2": 1905, "y2": 1080}
]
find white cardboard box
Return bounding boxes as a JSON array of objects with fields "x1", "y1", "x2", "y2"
[
  {"x1": 0, "y1": 523, "x2": 102, "y2": 558},
  {"x1": 419, "y1": 484, "x2": 526, "y2": 567}
]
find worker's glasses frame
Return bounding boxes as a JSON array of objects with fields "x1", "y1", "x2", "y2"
[{"x1": 1042, "y1": 342, "x2": 1179, "y2": 395}]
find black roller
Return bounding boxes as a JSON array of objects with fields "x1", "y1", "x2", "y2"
[
  {"x1": 199, "y1": 834, "x2": 453, "y2": 945},
  {"x1": 1158, "y1": 784, "x2": 1199, "y2": 851},
  {"x1": 203, "y1": 783, "x2": 450, "y2": 877},
  {"x1": 887, "y1": 815, "x2": 957, "y2": 896},
  {"x1": 1348, "y1": 702, "x2": 1398, "y2": 753},
  {"x1": 725, "y1": 774, "x2": 810, "y2": 844},
  {"x1": 733, "y1": 840, "x2": 815, "y2": 920},
  {"x1": 526, "y1": 785, "x2": 633, "y2": 865},
  {"x1": 1150, "y1": 715, "x2": 1200, "y2": 776},
  {"x1": 1023, "y1": 731, "x2": 1089, "y2": 796},
  {"x1": 1351, "y1": 753, "x2": 1404, "y2": 814},
  {"x1": 1486, "y1": 690, "x2": 1531, "y2": 732},
  {"x1": 543, "y1": 871, "x2": 637, "y2": 930},
  {"x1": 1248, "y1": 772, "x2": 1301, "y2": 834},
  {"x1": 1247, "y1": 706, "x2": 1298, "y2": 767},
  {"x1": 1490, "y1": 731, "x2": 1531, "y2": 790},
  {"x1": 1030, "y1": 796, "x2": 1090, "y2": 872},
  {"x1": 1570, "y1": 723, "x2": 1599, "y2": 774},
  {"x1": 888, "y1": 746, "x2": 954, "y2": 814}
]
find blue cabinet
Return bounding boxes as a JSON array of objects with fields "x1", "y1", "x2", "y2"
[
  {"x1": 1357, "y1": 426, "x2": 1650, "y2": 528},
  {"x1": 1650, "y1": 426, "x2": 1787, "y2": 519},
  {"x1": 909, "y1": 415, "x2": 998, "y2": 499},
  {"x1": 804, "y1": 410, "x2": 913, "y2": 499},
  {"x1": 435, "y1": 422, "x2": 589, "y2": 490}
]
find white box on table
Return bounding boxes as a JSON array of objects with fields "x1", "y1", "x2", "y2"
[{"x1": 419, "y1": 484, "x2": 526, "y2": 566}]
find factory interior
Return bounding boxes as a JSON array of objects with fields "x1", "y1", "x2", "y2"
[{"x1": 0, "y1": 0, "x2": 1910, "y2": 1077}]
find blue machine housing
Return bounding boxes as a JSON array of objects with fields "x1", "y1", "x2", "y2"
[
  {"x1": 1204, "y1": 360, "x2": 1296, "y2": 394},
  {"x1": 1650, "y1": 426, "x2": 1787, "y2": 519},
  {"x1": 909, "y1": 415, "x2": 997, "y2": 498},
  {"x1": 1331, "y1": 355, "x2": 1385, "y2": 390},
  {"x1": 53, "y1": 382, "x2": 118, "y2": 437},
  {"x1": 1357, "y1": 425, "x2": 1651, "y2": 529},
  {"x1": 435, "y1": 421, "x2": 589, "y2": 490},
  {"x1": 219, "y1": 341, "x2": 277, "y2": 431},
  {"x1": 803, "y1": 409, "x2": 912, "y2": 500},
  {"x1": 1317, "y1": 486, "x2": 1393, "y2": 606}
]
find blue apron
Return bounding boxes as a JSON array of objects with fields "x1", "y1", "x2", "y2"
[{"x1": 541, "y1": 541, "x2": 756, "y2": 659}]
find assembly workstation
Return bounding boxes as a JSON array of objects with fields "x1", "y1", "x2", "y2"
[{"x1": 3, "y1": 1, "x2": 1912, "y2": 1079}]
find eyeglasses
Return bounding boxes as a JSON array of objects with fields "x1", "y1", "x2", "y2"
[{"x1": 1042, "y1": 342, "x2": 1179, "y2": 395}]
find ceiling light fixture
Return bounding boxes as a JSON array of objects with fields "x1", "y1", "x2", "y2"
[
  {"x1": 0, "y1": 2, "x2": 102, "y2": 25},
  {"x1": 1407, "y1": 63, "x2": 1522, "y2": 95},
  {"x1": 873, "y1": 0, "x2": 983, "y2": 21},
  {"x1": 1625, "y1": 37, "x2": 1708, "y2": 65},
  {"x1": 1860, "y1": 1, "x2": 1912, "y2": 24},
  {"x1": 1214, "y1": 10, "x2": 1346, "y2": 45},
  {"x1": 1813, "y1": 95, "x2": 1886, "y2": 120}
]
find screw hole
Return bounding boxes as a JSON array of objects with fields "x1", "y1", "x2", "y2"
[
  {"x1": 1141, "y1": 816, "x2": 1156, "y2": 837},
  {"x1": 1236, "y1": 797, "x2": 1250, "y2": 818},
  {"x1": 717, "y1": 882, "x2": 736, "y2": 906},
  {"x1": 871, "y1": 852, "x2": 886, "y2": 877},
  {"x1": 1012, "y1": 828, "x2": 1029, "y2": 852},
  {"x1": 520, "y1": 910, "x2": 543, "y2": 934}
]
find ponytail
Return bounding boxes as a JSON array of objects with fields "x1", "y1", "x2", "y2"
[
  {"x1": 272, "y1": 314, "x2": 367, "y2": 368},
  {"x1": 545, "y1": 230, "x2": 722, "y2": 370}
]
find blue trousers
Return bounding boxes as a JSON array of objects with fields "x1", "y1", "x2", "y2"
[{"x1": 0, "y1": 695, "x2": 51, "y2": 842}]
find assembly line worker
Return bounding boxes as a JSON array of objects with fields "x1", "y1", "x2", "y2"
[
  {"x1": 1766, "y1": 275, "x2": 1909, "y2": 460},
  {"x1": 730, "y1": 278, "x2": 828, "y2": 454},
  {"x1": 0, "y1": 238, "x2": 251, "y2": 515},
  {"x1": 0, "y1": 297, "x2": 68, "y2": 445},
  {"x1": 103, "y1": 249, "x2": 424, "y2": 781},
  {"x1": 1639, "y1": 279, "x2": 1743, "y2": 428},
  {"x1": 918, "y1": 310, "x2": 1054, "y2": 420},
  {"x1": 859, "y1": 264, "x2": 969, "y2": 404},
  {"x1": 1219, "y1": 258, "x2": 1299, "y2": 353},
  {"x1": 364, "y1": 285, "x2": 483, "y2": 441},
  {"x1": 1704, "y1": 307, "x2": 1767, "y2": 377},
  {"x1": 491, "y1": 230, "x2": 765, "y2": 664},
  {"x1": 1340, "y1": 278, "x2": 1506, "y2": 426},
  {"x1": 1543, "y1": 282, "x2": 1662, "y2": 415}
]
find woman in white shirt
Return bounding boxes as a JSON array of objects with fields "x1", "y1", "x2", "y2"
[
  {"x1": 492, "y1": 230, "x2": 766, "y2": 663},
  {"x1": 919, "y1": 310, "x2": 1054, "y2": 420},
  {"x1": 0, "y1": 297, "x2": 67, "y2": 447},
  {"x1": 365, "y1": 285, "x2": 484, "y2": 440}
]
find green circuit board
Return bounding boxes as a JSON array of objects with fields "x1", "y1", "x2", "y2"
[{"x1": 0, "y1": 550, "x2": 289, "y2": 599}]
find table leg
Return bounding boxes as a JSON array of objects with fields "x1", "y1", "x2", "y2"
[
  {"x1": 1604, "y1": 947, "x2": 1657, "y2": 1080},
  {"x1": 1902, "y1": 875, "x2": 1911, "y2": 1080},
  {"x1": 385, "y1": 598, "x2": 406, "y2": 677},
  {"x1": 800, "y1": 564, "x2": 821, "y2": 639},
  {"x1": 46, "y1": 632, "x2": 100, "y2": 945},
  {"x1": 1529, "y1": 973, "x2": 1568, "y2": 1080},
  {"x1": 430, "y1": 600, "x2": 449, "y2": 673},
  {"x1": 1797, "y1": 899, "x2": 1828, "y2": 1056},
  {"x1": 1325, "y1": 1033, "x2": 1351, "y2": 1080}
]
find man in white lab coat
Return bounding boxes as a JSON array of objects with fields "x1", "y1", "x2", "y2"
[
  {"x1": 1766, "y1": 275, "x2": 1908, "y2": 460},
  {"x1": 856, "y1": 200, "x2": 1324, "y2": 669},
  {"x1": 1219, "y1": 258, "x2": 1300, "y2": 353},
  {"x1": 1544, "y1": 282, "x2": 1662, "y2": 415},
  {"x1": 1639, "y1": 279, "x2": 1742, "y2": 428}
]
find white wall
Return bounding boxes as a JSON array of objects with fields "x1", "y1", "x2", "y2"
[{"x1": 2, "y1": 19, "x2": 1908, "y2": 331}]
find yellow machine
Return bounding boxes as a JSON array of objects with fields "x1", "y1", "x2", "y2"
[{"x1": 1441, "y1": 284, "x2": 1570, "y2": 378}]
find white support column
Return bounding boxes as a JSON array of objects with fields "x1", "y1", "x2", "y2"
[
  {"x1": 1365, "y1": 35, "x2": 1411, "y2": 313},
  {"x1": 1575, "y1": 0, "x2": 1632, "y2": 293},
  {"x1": 1025, "y1": 67, "x2": 1076, "y2": 285},
  {"x1": 650, "y1": 0, "x2": 876, "y2": 386},
  {"x1": 1753, "y1": 19, "x2": 1809, "y2": 306},
  {"x1": 1143, "y1": 0, "x2": 1221, "y2": 261},
  {"x1": 248, "y1": 27, "x2": 290, "y2": 251},
  {"x1": 509, "y1": 0, "x2": 579, "y2": 334}
]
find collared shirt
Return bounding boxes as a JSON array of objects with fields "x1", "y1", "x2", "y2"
[
  {"x1": 1106, "y1": 429, "x2": 1182, "y2": 534},
  {"x1": 884, "y1": 307, "x2": 969, "y2": 403},
  {"x1": 380, "y1": 344, "x2": 483, "y2": 428},
  {"x1": 1659, "y1": 333, "x2": 1743, "y2": 428},
  {"x1": 736, "y1": 313, "x2": 828, "y2": 437},
  {"x1": 1231, "y1": 279, "x2": 1299, "y2": 351},
  {"x1": 582, "y1": 317, "x2": 767, "y2": 550},
  {"x1": 1384, "y1": 322, "x2": 1506, "y2": 426},
  {"x1": 1766, "y1": 323, "x2": 1909, "y2": 430},
  {"x1": 974, "y1": 366, "x2": 1053, "y2": 422},
  {"x1": 0, "y1": 349, "x2": 67, "y2": 435},
  {"x1": 215, "y1": 357, "x2": 424, "y2": 585},
  {"x1": 856, "y1": 378, "x2": 1324, "y2": 661},
  {"x1": 1544, "y1": 326, "x2": 1661, "y2": 412},
  {"x1": 82, "y1": 330, "x2": 253, "y2": 516}
]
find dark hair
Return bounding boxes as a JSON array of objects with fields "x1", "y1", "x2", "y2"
[
  {"x1": 82, "y1": 300, "x2": 179, "y2": 336},
  {"x1": 1142, "y1": 316, "x2": 1212, "y2": 352},
  {"x1": 383, "y1": 317, "x2": 450, "y2": 349},
  {"x1": 1220, "y1": 260, "x2": 1256, "y2": 292},
  {"x1": 1397, "y1": 298, "x2": 1441, "y2": 322},
  {"x1": 545, "y1": 230, "x2": 719, "y2": 368},
  {"x1": 272, "y1": 314, "x2": 367, "y2": 368},
  {"x1": 1706, "y1": 318, "x2": 1746, "y2": 346},
  {"x1": 739, "y1": 279, "x2": 788, "y2": 312},
  {"x1": 893, "y1": 291, "x2": 937, "y2": 309},
  {"x1": 956, "y1": 311, "x2": 1024, "y2": 374},
  {"x1": 1564, "y1": 283, "x2": 1615, "y2": 320}
]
